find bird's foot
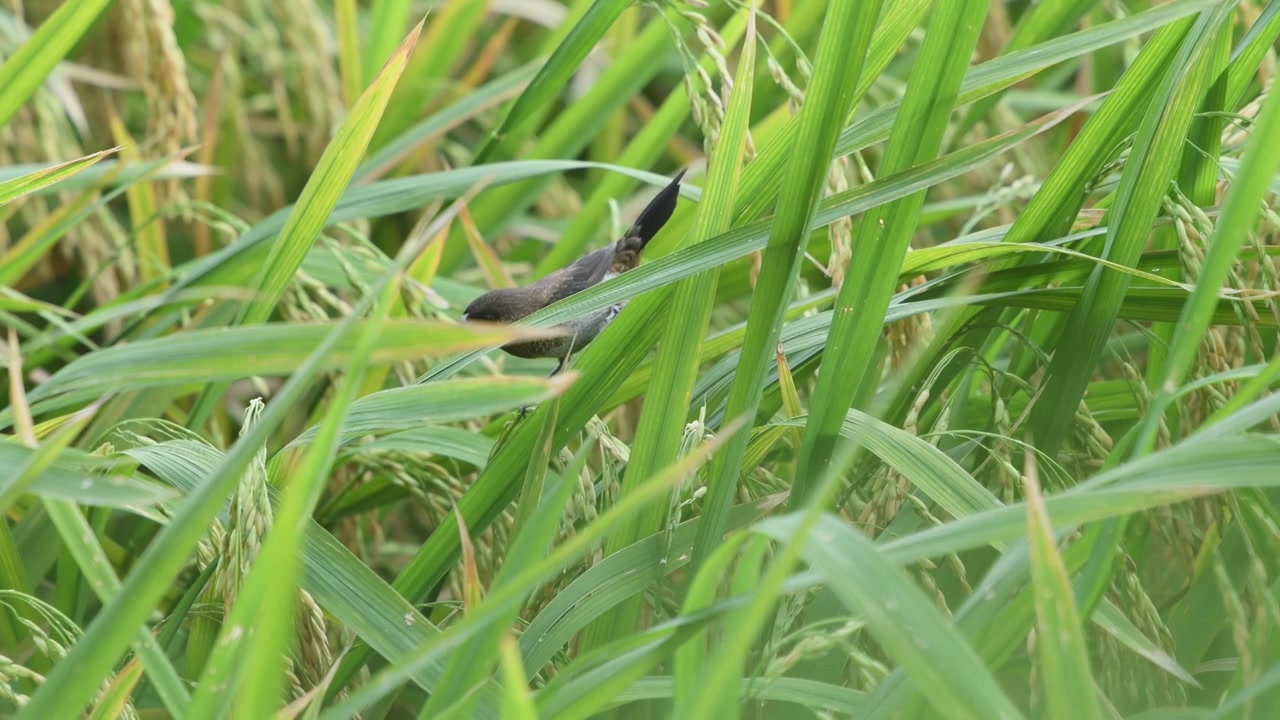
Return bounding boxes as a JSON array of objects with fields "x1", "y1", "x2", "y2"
[
  {"x1": 547, "y1": 358, "x2": 566, "y2": 378},
  {"x1": 514, "y1": 360, "x2": 563, "y2": 418}
]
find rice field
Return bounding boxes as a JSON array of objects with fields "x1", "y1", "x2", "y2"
[{"x1": 3, "y1": 1, "x2": 1280, "y2": 718}]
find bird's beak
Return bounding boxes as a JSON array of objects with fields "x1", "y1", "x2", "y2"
[{"x1": 460, "y1": 313, "x2": 469, "y2": 322}]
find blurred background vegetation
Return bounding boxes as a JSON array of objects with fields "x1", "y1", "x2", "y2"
[{"x1": 4, "y1": 0, "x2": 1280, "y2": 717}]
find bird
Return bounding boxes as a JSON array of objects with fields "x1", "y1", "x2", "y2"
[{"x1": 461, "y1": 169, "x2": 686, "y2": 377}]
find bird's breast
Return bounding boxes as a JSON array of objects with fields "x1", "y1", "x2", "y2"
[
  {"x1": 563, "y1": 303, "x2": 624, "y2": 339},
  {"x1": 499, "y1": 303, "x2": 626, "y2": 361}
]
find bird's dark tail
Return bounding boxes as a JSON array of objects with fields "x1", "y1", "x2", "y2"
[{"x1": 629, "y1": 168, "x2": 686, "y2": 248}]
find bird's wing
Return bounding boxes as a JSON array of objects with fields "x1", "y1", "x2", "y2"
[{"x1": 540, "y1": 244, "x2": 616, "y2": 304}]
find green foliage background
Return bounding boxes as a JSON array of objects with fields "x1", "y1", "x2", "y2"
[{"x1": 4, "y1": 0, "x2": 1280, "y2": 717}]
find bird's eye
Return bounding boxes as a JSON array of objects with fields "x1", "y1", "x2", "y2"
[{"x1": 462, "y1": 307, "x2": 493, "y2": 321}]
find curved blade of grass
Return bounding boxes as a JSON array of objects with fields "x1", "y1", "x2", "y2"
[
  {"x1": 757, "y1": 513, "x2": 1025, "y2": 719},
  {"x1": 1030, "y1": 3, "x2": 1237, "y2": 455},
  {"x1": 587, "y1": 2, "x2": 757, "y2": 656},
  {"x1": 860, "y1": 434, "x2": 1275, "y2": 711},
  {"x1": 441, "y1": 12, "x2": 676, "y2": 270},
  {"x1": 832, "y1": 0, "x2": 1217, "y2": 159},
  {"x1": 0, "y1": 146, "x2": 120, "y2": 207},
  {"x1": 853, "y1": 428, "x2": 1275, "y2": 719},
  {"x1": 184, "y1": 18, "x2": 425, "y2": 429},
  {"x1": 280, "y1": 375, "x2": 572, "y2": 452},
  {"x1": 191, "y1": 246, "x2": 397, "y2": 720},
  {"x1": 612, "y1": 675, "x2": 863, "y2": 714},
  {"x1": 363, "y1": 0, "x2": 414, "y2": 85},
  {"x1": 4, "y1": 321, "x2": 542, "y2": 426},
  {"x1": 880, "y1": 434, "x2": 1280, "y2": 564},
  {"x1": 355, "y1": 59, "x2": 541, "y2": 183},
  {"x1": 239, "y1": 23, "x2": 422, "y2": 326},
  {"x1": 775, "y1": 411, "x2": 997, "y2": 520},
  {"x1": 421, "y1": 393, "x2": 575, "y2": 716},
  {"x1": 908, "y1": 434, "x2": 1194, "y2": 698},
  {"x1": 124, "y1": 438, "x2": 500, "y2": 708},
  {"x1": 770, "y1": 403, "x2": 1208, "y2": 705},
  {"x1": 1135, "y1": 31, "x2": 1280, "y2": 453},
  {"x1": 0, "y1": 442, "x2": 176, "y2": 511},
  {"x1": 793, "y1": 0, "x2": 988, "y2": 504},
  {"x1": 7, "y1": 344, "x2": 189, "y2": 717},
  {"x1": 1023, "y1": 455, "x2": 1105, "y2": 720},
  {"x1": 471, "y1": 0, "x2": 629, "y2": 163},
  {"x1": 691, "y1": 0, "x2": 884, "y2": 573},
  {"x1": 517, "y1": 494, "x2": 784, "y2": 676},
  {"x1": 0, "y1": 0, "x2": 115, "y2": 127},
  {"x1": 319, "y1": 418, "x2": 746, "y2": 719}
]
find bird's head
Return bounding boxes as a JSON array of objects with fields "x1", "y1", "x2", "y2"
[{"x1": 460, "y1": 288, "x2": 526, "y2": 324}]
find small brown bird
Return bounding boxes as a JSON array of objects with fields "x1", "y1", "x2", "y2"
[{"x1": 462, "y1": 169, "x2": 686, "y2": 376}]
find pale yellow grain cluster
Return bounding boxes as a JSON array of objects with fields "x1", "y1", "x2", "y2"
[
  {"x1": 206, "y1": 400, "x2": 336, "y2": 698},
  {"x1": 665, "y1": 0, "x2": 754, "y2": 157},
  {"x1": 273, "y1": 0, "x2": 344, "y2": 163}
]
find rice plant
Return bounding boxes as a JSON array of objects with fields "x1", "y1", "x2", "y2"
[{"x1": 3, "y1": 0, "x2": 1280, "y2": 717}]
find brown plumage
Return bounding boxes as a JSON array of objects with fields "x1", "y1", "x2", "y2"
[{"x1": 462, "y1": 169, "x2": 686, "y2": 375}]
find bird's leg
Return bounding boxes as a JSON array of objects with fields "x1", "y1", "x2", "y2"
[
  {"x1": 547, "y1": 357, "x2": 566, "y2": 378},
  {"x1": 517, "y1": 357, "x2": 567, "y2": 417}
]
